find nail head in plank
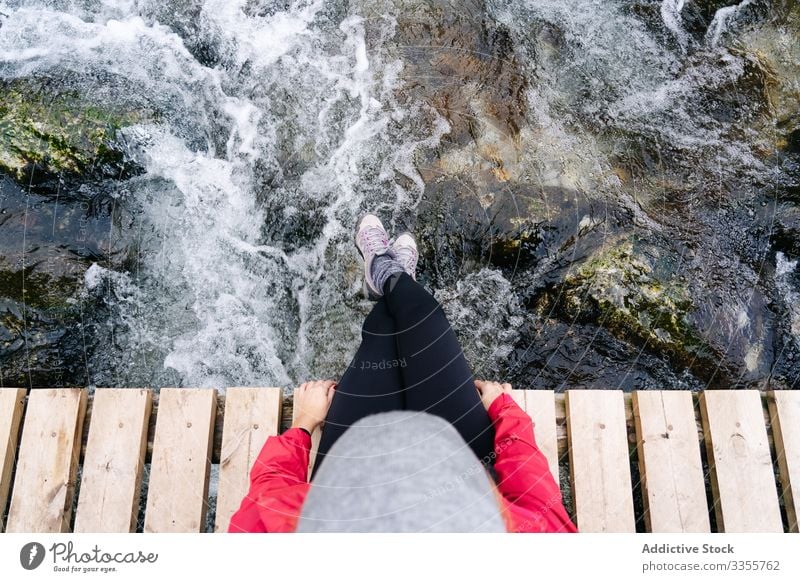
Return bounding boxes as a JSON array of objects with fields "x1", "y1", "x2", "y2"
[
  {"x1": 292, "y1": 396, "x2": 321, "y2": 478},
  {"x1": 566, "y1": 390, "x2": 635, "y2": 532},
  {"x1": 0, "y1": 388, "x2": 26, "y2": 531},
  {"x1": 700, "y1": 390, "x2": 782, "y2": 532},
  {"x1": 215, "y1": 387, "x2": 282, "y2": 533},
  {"x1": 6, "y1": 388, "x2": 87, "y2": 533},
  {"x1": 632, "y1": 391, "x2": 709, "y2": 532},
  {"x1": 144, "y1": 388, "x2": 217, "y2": 533},
  {"x1": 74, "y1": 389, "x2": 153, "y2": 533},
  {"x1": 511, "y1": 389, "x2": 559, "y2": 486},
  {"x1": 768, "y1": 391, "x2": 800, "y2": 532}
]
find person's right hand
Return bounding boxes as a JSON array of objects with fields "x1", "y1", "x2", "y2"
[
  {"x1": 292, "y1": 380, "x2": 336, "y2": 433},
  {"x1": 475, "y1": 379, "x2": 512, "y2": 411}
]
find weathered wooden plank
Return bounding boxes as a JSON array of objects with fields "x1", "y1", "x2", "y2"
[
  {"x1": 511, "y1": 389, "x2": 559, "y2": 485},
  {"x1": 215, "y1": 387, "x2": 282, "y2": 533},
  {"x1": 144, "y1": 388, "x2": 216, "y2": 533},
  {"x1": 632, "y1": 391, "x2": 709, "y2": 532},
  {"x1": 700, "y1": 390, "x2": 782, "y2": 532},
  {"x1": 6, "y1": 388, "x2": 87, "y2": 533},
  {"x1": 292, "y1": 397, "x2": 321, "y2": 478},
  {"x1": 566, "y1": 390, "x2": 635, "y2": 532},
  {"x1": 0, "y1": 388, "x2": 26, "y2": 532},
  {"x1": 74, "y1": 389, "x2": 152, "y2": 533},
  {"x1": 768, "y1": 391, "x2": 800, "y2": 532}
]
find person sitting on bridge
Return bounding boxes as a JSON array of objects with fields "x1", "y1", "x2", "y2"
[{"x1": 229, "y1": 215, "x2": 577, "y2": 533}]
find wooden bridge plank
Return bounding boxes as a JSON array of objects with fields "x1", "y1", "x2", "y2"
[
  {"x1": 768, "y1": 391, "x2": 800, "y2": 532},
  {"x1": 215, "y1": 387, "x2": 282, "y2": 533},
  {"x1": 293, "y1": 396, "x2": 321, "y2": 478},
  {"x1": 6, "y1": 388, "x2": 87, "y2": 533},
  {"x1": 632, "y1": 391, "x2": 709, "y2": 532},
  {"x1": 565, "y1": 390, "x2": 635, "y2": 532},
  {"x1": 0, "y1": 388, "x2": 26, "y2": 532},
  {"x1": 74, "y1": 389, "x2": 152, "y2": 533},
  {"x1": 511, "y1": 389, "x2": 559, "y2": 485},
  {"x1": 700, "y1": 390, "x2": 782, "y2": 532},
  {"x1": 144, "y1": 388, "x2": 216, "y2": 533}
]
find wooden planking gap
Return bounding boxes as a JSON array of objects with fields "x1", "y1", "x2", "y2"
[
  {"x1": 74, "y1": 389, "x2": 152, "y2": 533},
  {"x1": 632, "y1": 391, "x2": 709, "y2": 532},
  {"x1": 144, "y1": 389, "x2": 217, "y2": 533},
  {"x1": 700, "y1": 390, "x2": 782, "y2": 532},
  {"x1": 292, "y1": 397, "x2": 321, "y2": 478},
  {"x1": 6, "y1": 389, "x2": 87, "y2": 533},
  {"x1": 511, "y1": 389, "x2": 559, "y2": 485},
  {"x1": 566, "y1": 390, "x2": 636, "y2": 532},
  {"x1": 215, "y1": 387, "x2": 282, "y2": 533},
  {"x1": 0, "y1": 388, "x2": 26, "y2": 532},
  {"x1": 768, "y1": 391, "x2": 800, "y2": 532}
]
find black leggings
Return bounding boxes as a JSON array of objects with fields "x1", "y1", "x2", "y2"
[{"x1": 313, "y1": 272, "x2": 495, "y2": 476}]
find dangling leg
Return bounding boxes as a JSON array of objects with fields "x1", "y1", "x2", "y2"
[
  {"x1": 313, "y1": 297, "x2": 404, "y2": 475},
  {"x1": 384, "y1": 272, "x2": 494, "y2": 462}
]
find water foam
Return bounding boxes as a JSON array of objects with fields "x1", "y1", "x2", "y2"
[{"x1": 0, "y1": 1, "x2": 444, "y2": 388}]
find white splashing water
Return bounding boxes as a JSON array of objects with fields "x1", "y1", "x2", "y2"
[
  {"x1": 489, "y1": 0, "x2": 766, "y2": 185},
  {"x1": 2, "y1": 0, "x2": 795, "y2": 390},
  {"x1": 435, "y1": 268, "x2": 524, "y2": 378},
  {"x1": 660, "y1": 0, "x2": 688, "y2": 50},
  {"x1": 0, "y1": 0, "x2": 446, "y2": 388},
  {"x1": 706, "y1": 0, "x2": 756, "y2": 47}
]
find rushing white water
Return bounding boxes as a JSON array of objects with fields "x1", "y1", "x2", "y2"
[
  {"x1": 1, "y1": 1, "x2": 797, "y2": 390},
  {"x1": 706, "y1": 0, "x2": 757, "y2": 46},
  {"x1": 0, "y1": 0, "x2": 452, "y2": 388},
  {"x1": 660, "y1": 0, "x2": 689, "y2": 50}
]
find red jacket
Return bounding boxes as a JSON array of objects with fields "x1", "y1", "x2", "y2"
[{"x1": 229, "y1": 393, "x2": 578, "y2": 533}]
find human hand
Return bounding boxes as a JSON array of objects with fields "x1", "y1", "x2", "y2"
[
  {"x1": 475, "y1": 379, "x2": 512, "y2": 411},
  {"x1": 292, "y1": 380, "x2": 336, "y2": 433}
]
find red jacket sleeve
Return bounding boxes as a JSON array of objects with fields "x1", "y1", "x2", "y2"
[
  {"x1": 228, "y1": 427, "x2": 312, "y2": 533},
  {"x1": 488, "y1": 393, "x2": 577, "y2": 533}
]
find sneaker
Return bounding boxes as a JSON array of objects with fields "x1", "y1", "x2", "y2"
[
  {"x1": 355, "y1": 214, "x2": 391, "y2": 298},
  {"x1": 391, "y1": 232, "x2": 418, "y2": 280}
]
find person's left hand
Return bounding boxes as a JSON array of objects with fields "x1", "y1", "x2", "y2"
[{"x1": 292, "y1": 380, "x2": 336, "y2": 433}]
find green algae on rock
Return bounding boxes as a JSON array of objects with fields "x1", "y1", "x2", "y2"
[
  {"x1": 0, "y1": 78, "x2": 149, "y2": 183},
  {"x1": 553, "y1": 235, "x2": 711, "y2": 368}
]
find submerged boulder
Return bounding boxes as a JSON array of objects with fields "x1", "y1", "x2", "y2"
[
  {"x1": 543, "y1": 234, "x2": 716, "y2": 377},
  {"x1": 0, "y1": 77, "x2": 149, "y2": 185},
  {"x1": 735, "y1": 4, "x2": 800, "y2": 160}
]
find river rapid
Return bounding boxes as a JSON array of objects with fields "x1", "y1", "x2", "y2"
[{"x1": 1, "y1": 0, "x2": 798, "y2": 391}]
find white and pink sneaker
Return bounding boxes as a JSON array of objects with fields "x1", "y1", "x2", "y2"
[
  {"x1": 391, "y1": 232, "x2": 418, "y2": 280},
  {"x1": 355, "y1": 214, "x2": 392, "y2": 298}
]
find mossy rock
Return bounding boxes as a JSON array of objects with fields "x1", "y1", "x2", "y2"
[
  {"x1": 552, "y1": 235, "x2": 711, "y2": 367},
  {"x1": 0, "y1": 77, "x2": 150, "y2": 183},
  {"x1": 0, "y1": 265, "x2": 78, "y2": 312}
]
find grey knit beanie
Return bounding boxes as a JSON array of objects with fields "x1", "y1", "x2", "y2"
[{"x1": 297, "y1": 411, "x2": 506, "y2": 532}]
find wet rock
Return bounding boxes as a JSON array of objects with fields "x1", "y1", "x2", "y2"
[
  {"x1": 508, "y1": 316, "x2": 705, "y2": 391},
  {"x1": 137, "y1": 0, "x2": 221, "y2": 67},
  {"x1": 0, "y1": 175, "x2": 115, "y2": 388},
  {"x1": 542, "y1": 233, "x2": 720, "y2": 382},
  {"x1": 0, "y1": 278, "x2": 86, "y2": 387},
  {"x1": 413, "y1": 176, "x2": 611, "y2": 285},
  {"x1": 361, "y1": 0, "x2": 528, "y2": 179},
  {"x1": 0, "y1": 77, "x2": 148, "y2": 186},
  {"x1": 735, "y1": 4, "x2": 800, "y2": 162},
  {"x1": 771, "y1": 203, "x2": 800, "y2": 258}
]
